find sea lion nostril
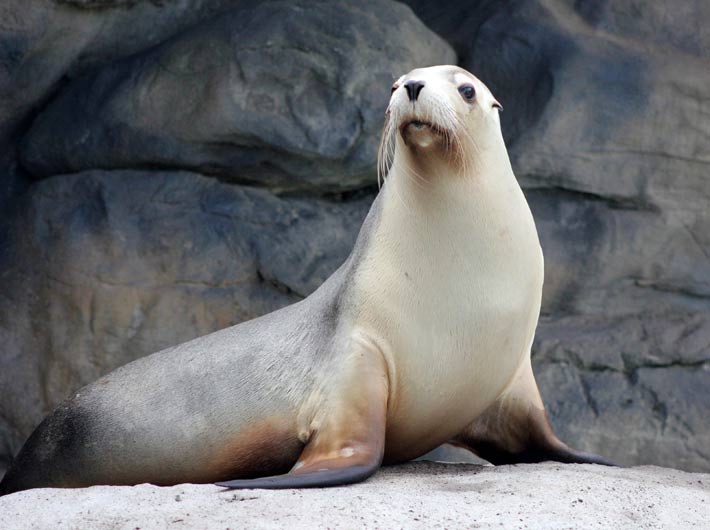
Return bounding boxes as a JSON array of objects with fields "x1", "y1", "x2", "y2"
[{"x1": 404, "y1": 80, "x2": 425, "y2": 102}]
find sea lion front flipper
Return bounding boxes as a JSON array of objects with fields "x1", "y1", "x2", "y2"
[
  {"x1": 217, "y1": 338, "x2": 389, "y2": 489},
  {"x1": 215, "y1": 426, "x2": 384, "y2": 489},
  {"x1": 214, "y1": 464, "x2": 377, "y2": 490},
  {"x1": 451, "y1": 356, "x2": 616, "y2": 466}
]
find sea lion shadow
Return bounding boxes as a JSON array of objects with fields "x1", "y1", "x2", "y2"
[{"x1": 382, "y1": 461, "x2": 492, "y2": 492}]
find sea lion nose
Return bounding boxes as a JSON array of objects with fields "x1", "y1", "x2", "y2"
[{"x1": 404, "y1": 80, "x2": 425, "y2": 102}]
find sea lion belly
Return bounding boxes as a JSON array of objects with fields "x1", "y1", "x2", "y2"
[{"x1": 352, "y1": 178, "x2": 544, "y2": 461}]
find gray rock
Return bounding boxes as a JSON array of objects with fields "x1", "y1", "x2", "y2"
[
  {"x1": 409, "y1": 1, "x2": 710, "y2": 208},
  {"x1": 2, "y1": 0, "x2": 709, "y2": 478},
  {"x1": 19, "y1": 0, "x2": 455, "y2": 191},
  {"x1": 528, "y1": 190, "x2": 710, "y2": 315},
  {"x1": 429, "y1": 312, "x2": 710, "y2": 471},
  {"x1": 533, "y1": 315, "x2": 710, "y2": 470},
  {"x1": 0, "y1": 0, "x2": 238, "y2": 147},
  {"x1": 402, "y1": 0, "x2": 710, "y2": 471},
  {"x1": 56, "y1": 0, "x2": 158, "y2": 7},
  {"x1": 0, "y1": 151, "x2": 30, "y2": 215},
  {"x1": 574, "y1": 0, "x2": 710, "y2": 56},
  {"x1": 0, "y1": 169, "x2": 372, "y2": 470}
]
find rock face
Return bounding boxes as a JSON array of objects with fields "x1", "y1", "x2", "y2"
[
  {"x1": 0, "y1": 463, "x2": 708, "y2": 529},
  {"x1": 0, "y1": 0, "x2": 239, "y2": 146},
  {"x1": 402, "y1": 0, "x2": 710, "y2": 471},
  {"x1": 1, "y1": 0, "x2": 709, "y2": 475},
  {"x1": 19, "y1": 0, "x2": 454, "y2": 191},
  {"x1": 0, "y1": 0, "x2": 240, "y2": 210},
  {"x1": 0, "y1": 170, "x2": 372, "y2": 465},
  {"x1": 0, "y1": 0, "x2": 453, "y2": 471}
]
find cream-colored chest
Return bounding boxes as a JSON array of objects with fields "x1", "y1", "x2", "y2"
[{"x1": 352, "y1": 176, "x2": 543, "y2": 449}]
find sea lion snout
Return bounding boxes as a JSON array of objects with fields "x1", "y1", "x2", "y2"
[{"x1": 403, "y1": 80, "x2": 425, "y2": 102}]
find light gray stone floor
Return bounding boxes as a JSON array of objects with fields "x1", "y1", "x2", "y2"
[{"x1": 1, "y1": 462, "x2": 708, "y2": 529}]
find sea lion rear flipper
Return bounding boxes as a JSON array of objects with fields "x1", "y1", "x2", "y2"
[
  {"x1": 217, "y1": 339, "x2": 389, "y2": 489},
  {"x1": 451, "y1": 356, "x2": 616, "y2": 466}
]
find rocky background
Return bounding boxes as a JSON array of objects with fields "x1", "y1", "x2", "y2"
[{"x1": 0, "y1": 0, "x2": 708, "y2": 475}]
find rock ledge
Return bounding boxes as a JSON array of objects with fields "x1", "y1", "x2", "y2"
[{"x1": 0, "y1": 462, "x2": 707, "y2": 529}]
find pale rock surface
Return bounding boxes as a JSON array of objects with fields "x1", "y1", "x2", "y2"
[{"x1": 0, "y1": 463, "x2": 708, "y2": 529}]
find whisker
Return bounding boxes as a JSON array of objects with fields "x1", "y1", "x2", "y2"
[
  {"x1": 377, "y1": 107, "x2": 397, "y2": 187},
  {"x1": 399, "y1": 156, "x2": 429, "y2": 190}
]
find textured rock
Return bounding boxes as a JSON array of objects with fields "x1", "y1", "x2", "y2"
[
  {"x1": 526, "y1": 187, "x2": 710, "y2": 470},
  {"x1": 1, "y1": 0, "x2": 709, "y2": 477},
  {"x1": 534, "y1": 321, "x2": 710, "y2": 472},
  {"x1": 407, "y1": 0, "x2": 710, "y2": 209},
  {"x1": 0, "y1": 0, "x2": 241, "y2": 211},
  {"x1": 0, "y1": 0, "x2": 454, "y2": 471},
  {"x1": 19, "y1": 0, "x2": 455, "y2": 191},
  {"x1": 57, "y1": 0, "x2": 155, "y2": 7},
  {"x1": 0, "y1": 0, "x2": 238, "y2": 146},
  {"x1": 0, "y1": 169, "x2": 372, "y2": 469},
  {"x1": 401, "y1": 0, "x2": 710, "y2": 471},
  {"x1": 0, "y1": 462, "x2": 708, "y2": 529},
  {"x1": 573, "y1": 1, "x2": 710, "y2": 56}
]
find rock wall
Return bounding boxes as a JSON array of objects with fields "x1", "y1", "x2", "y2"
[
  {"x1": 405, "y1": 0, "x2": 710, "y2": 470},
  {"x1": 1, "y1": 0, "x2": 708, "y2": 472}
]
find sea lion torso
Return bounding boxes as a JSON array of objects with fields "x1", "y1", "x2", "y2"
[{"x1": 351, "y1": 175, "x2": 543, "y2": 461}]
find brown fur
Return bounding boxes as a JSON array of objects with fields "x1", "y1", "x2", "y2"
[{"x1": 205, "y1": 419, "x2": 302, "y2": 482}]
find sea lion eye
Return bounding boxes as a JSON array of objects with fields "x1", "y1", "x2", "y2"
[{"x1": 458, "y1": 84, "x2": 475, "y2": 101}]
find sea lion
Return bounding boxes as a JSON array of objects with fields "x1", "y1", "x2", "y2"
[{"x1": 0, "y1": 65, "x2": 612, "y2": 495}]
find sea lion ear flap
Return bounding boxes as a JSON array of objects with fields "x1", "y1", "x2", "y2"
[{"x1": 492, "y1": 99, "x2": 503, "y2": 111}]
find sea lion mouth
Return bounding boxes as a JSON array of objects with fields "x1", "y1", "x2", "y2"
[
  {"x1": 378, "y1": 106, "x2": 461, "y2": 180},
  {"x1": 399, "y1": 120, "x2": 445, "y2": 136},
  {"x1": 399, "y1": 119, "x2": 448, "y2": 149},
  {"x1": 408, "y1": 120, "x2": 428, "y2": 130}
]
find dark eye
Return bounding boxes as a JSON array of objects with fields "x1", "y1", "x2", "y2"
[
  {"x1": 391, "y1": 84, "x2": 399, "y2": 95},
  {"x1": 458, "y1": 84, "x2": 475, "y2": 101}
]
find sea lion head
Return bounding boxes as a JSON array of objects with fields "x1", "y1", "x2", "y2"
[{"x1": 378, "y1": 65, "x2": 504, "y2": 181}]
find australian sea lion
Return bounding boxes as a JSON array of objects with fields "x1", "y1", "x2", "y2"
[{"x1": 0, "y1": 65, "x2": 612, "y2": 496}]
